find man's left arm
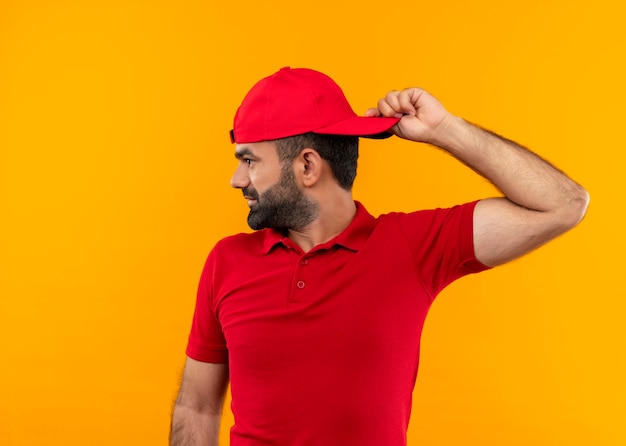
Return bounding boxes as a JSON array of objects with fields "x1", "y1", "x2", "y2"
[{"x1": 367, "y1": 88, "x2": 590, "y2": 267}]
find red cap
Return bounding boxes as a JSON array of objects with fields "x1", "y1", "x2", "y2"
[{"x1": 230, "y1": 67, "x2": 400, "y2": 144}]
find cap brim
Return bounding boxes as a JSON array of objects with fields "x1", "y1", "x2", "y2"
[{"x1": 312, "y1": 116, "x2": 400, "y2": 139}]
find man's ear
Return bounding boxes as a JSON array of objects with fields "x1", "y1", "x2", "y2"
[{"x1": 295, "y1": 148, "x2": 323, "y2": 187}]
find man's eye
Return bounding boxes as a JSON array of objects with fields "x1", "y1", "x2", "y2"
[{"x1": 244, "y1": 158, "x2": 253, "y2": 166}]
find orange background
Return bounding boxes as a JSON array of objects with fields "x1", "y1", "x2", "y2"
[{"x1": 1, "y1": 1, "x2": 624, "y2": 445}]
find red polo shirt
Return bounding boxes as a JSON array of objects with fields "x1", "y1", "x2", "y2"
[{"x1": 186, "y1": 201, "x2": 489, "y2": 445}]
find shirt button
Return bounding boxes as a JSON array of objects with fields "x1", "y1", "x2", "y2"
[
  {"x1": 301, "y1": 258, "x2": 308, "y2": 265},
  {"x1": 296, "y1": 280, "x2": 305, "y2": 289}
]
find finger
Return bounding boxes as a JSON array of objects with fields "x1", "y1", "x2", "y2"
[
  {"x1": 364, "y1": 107, "x2": 381, "y2": 117},
  {"x1": 397, "y1": 90, "x2": 417, "y2": 115},
  {"x1": 376, "y1": 98, "x2": 397, "y2": 117},
  {"x1": 377, "y1": 96, "x2": 403, "y2": 119},
  {"x1": 384, "y1": 90, "x2": 403, "y2": 113}
]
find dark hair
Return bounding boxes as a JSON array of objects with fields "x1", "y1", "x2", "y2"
[{"x1": 273, "y1": 133, "x2": 359, "y2": 190}]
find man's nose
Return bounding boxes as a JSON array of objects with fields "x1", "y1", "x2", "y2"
[{"x1": 230, "y1": 163, "x2": 249, "y2": 189}]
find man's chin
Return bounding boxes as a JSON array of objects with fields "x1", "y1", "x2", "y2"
[
  {"x1": 248, "y1": 211, "x2": 289, "y2": 232},
  {"x1": 247, "y1": 210, "x2": 266, "y2": 231}
]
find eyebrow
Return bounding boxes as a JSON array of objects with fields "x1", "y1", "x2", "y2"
[{"x1": 234, "y1": 147, "x2": 255, "y2": 160}]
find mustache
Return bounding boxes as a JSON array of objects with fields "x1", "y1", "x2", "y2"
[{"x1": 242, "y1": 187, "x2": 259, "y2": 200}]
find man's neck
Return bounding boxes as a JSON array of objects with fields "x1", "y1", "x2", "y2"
[{"x1": 287, "y1": 193, "x2": 356, "y2": 253}]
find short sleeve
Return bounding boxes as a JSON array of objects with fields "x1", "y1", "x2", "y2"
[
  {"x1": 185, "y1": 251, "x2": 229, "y2": 363},
  {"x1": 388, "y1": 201, "x2": 490, "y2": 299}
]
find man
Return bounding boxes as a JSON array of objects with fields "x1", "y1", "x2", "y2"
[{"x1": 170, "y1": 67, "x2": 589, "y2": 445}]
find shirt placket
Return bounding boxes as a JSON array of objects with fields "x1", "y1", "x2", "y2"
[{"x1": 288, "y1": 253, "x2": 316, "y2": 303}]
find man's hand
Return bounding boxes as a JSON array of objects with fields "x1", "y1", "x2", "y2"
[{"x1": 365, "y1": 88, "x2": 451, "y2": 143}]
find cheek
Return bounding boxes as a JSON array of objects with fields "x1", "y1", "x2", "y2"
[{"x1": 251, "y1": 168, "x2": 281, "y2": 191}]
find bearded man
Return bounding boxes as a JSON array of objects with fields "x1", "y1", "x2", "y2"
[{"x1": 170, "y1": 67, "x2": 589, "y2": 446}]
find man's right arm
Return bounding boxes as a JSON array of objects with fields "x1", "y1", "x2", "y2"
[{"x1": 170, "y1": 357, "x2": 229, "y2": 446}]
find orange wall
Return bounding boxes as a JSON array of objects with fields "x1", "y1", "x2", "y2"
[{"x1": 1, "y1": 1, "x2": 624, "y2": 445}]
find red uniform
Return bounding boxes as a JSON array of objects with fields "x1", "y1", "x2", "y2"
[{"x1": 187, "y1": 201, "x2": 489, "y2": 445}]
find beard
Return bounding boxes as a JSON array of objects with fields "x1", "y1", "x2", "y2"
[{"x1": 244, "y1": 167, "x2": 318, "y2": 231}]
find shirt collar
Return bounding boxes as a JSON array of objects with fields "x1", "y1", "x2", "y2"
[{"x1": 261, "y1": 201, "x2": 376, "y2": 254}]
